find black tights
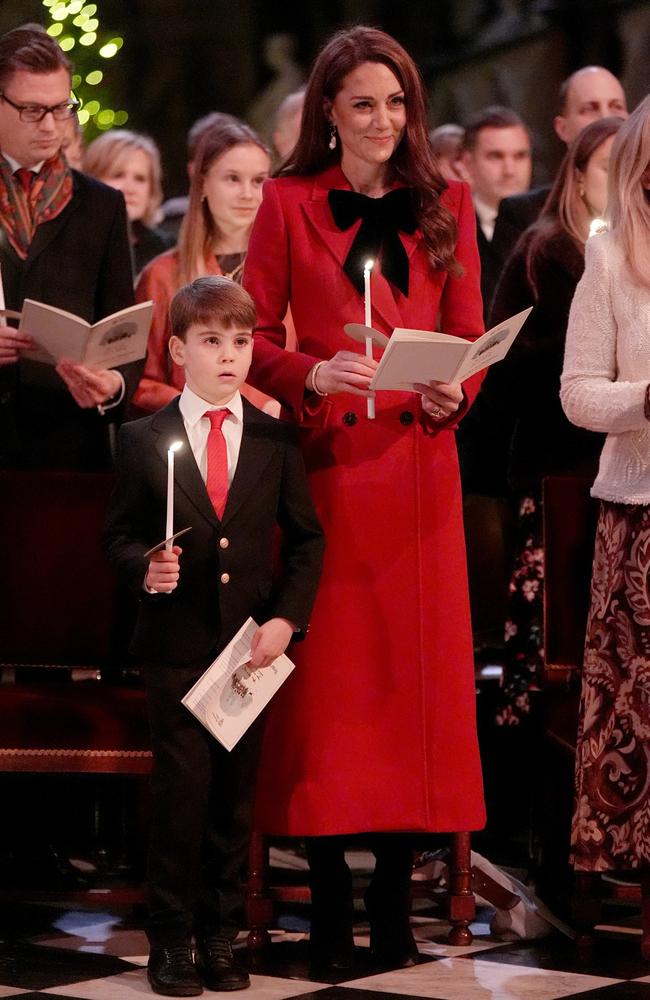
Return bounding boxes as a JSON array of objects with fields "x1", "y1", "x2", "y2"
[{"x1": 305, "y1": 834, "x2": 414, "y2": 945}]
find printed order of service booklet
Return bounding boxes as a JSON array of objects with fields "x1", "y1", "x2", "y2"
[
  {"x1": 182, "y1": 617, "x2": 295, "y2": 752},
  {"x1": 19, "y1": 299, "x2": 153, "y2": 368},
  {"x1": 369, "y1": 306, "x2": 533, "y2": 391}
]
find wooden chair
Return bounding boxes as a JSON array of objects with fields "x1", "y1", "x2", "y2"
[
  {"x1": 247, "y1": 831, "x2": 476, "y2": 950},
  {"x1": 542, "y1": 474, "x2": 650, "y2": 957},
  {"x1": 0, "y1": 470, "x2": 152, "y2": 902},
  {"x1": 246, "y1": 829, "x2": 521, "y2": 952}
]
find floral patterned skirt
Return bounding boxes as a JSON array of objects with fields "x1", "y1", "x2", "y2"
[{"x1": 571, "y1": 501, "x2": 650, "y2": 872}]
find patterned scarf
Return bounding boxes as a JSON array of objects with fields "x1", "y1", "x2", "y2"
[{"x1": 0, "y1": 152, "x2": 73, "y2": 260}]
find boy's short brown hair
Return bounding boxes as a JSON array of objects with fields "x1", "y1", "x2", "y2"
[{"x1": 170, "y1": 276, "x2": 256, "y2": 341}]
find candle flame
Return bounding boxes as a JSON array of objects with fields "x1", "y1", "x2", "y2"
[
  {"x1": 364, "y1": 259, "x2": 374, "y2": 273},
  {"x1": 589, "y1": 218, "x2": 606, "y2": 237},
  {"x1": 168, "y1": 440, "x2": 183, "y2": 453}
]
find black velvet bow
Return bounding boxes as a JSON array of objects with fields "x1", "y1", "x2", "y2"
[{"x1": 328, "y1": 187, "x2": 417, "y2": 297}]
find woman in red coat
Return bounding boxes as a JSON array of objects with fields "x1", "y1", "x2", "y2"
[{"x1": 243, "y1": 26, "x2": 486, "y2": 970}]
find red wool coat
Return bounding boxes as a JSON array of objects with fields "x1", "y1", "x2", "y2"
[{"x1": 243, "y1": 165, "x2": 486, "y2": 836}]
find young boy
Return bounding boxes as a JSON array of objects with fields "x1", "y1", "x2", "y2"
[{"x1": 105, "y1": 276, "x2": 324, "y2": 997}]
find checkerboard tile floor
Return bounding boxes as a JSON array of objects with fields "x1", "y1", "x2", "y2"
[{"x1": 3, "y1": 901, "x2": 650, "y2": 1000}]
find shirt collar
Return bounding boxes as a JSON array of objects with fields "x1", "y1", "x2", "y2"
[
  {"x1": 179, "y1": 384, "x2": 243, "y2": 428},
  {"x1": 2, "y1": 152, "x2": 46, "y2": 175},
  {"x1": 473, "y1": 194, "x2": 498, "y2": 240}
]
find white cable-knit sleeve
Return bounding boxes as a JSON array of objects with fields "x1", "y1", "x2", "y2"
[{"x1": 560, "y1": 234, "x2": 648, "y2": 433}]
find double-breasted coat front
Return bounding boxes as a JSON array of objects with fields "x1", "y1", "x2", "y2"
[{"x1": 243, "y1": 164, "x2": 486, "y2": 836}]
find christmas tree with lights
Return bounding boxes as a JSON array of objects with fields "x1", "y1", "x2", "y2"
[{"x1": 42, "y1": 0, "x2": 128, "y2": 139}]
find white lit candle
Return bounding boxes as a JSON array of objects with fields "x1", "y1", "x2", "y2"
[
  {"x1": 0, "y1": 263, "x2": 5, "y2": 313},
  {"x1": 363, "y1": 259, "x2": 375, "y2": 420},
  {"x1": 165, "y1": 441, "x2": 183, "y2": 550}
]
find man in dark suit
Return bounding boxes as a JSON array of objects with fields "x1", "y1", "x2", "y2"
[
  {"x1": 460, "y1": 106, "x2": 532, "y2": 321},
  {"x1": 105, "y1": 276, "x2": 324, "y2": 996},
  {"x1": 0, "y1": 23, "x2": 136, "y2": 470},
  {"x1": 491, "y1": 65, "x2": 628, "y2": 269}
]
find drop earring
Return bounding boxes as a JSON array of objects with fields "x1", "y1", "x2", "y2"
[{"x1": 328, "y1": 124, "x2": 337, "y2": 151}]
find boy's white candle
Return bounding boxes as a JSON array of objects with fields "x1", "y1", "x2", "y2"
[
  {"x1": 363, "y1": 259, "x2": 375, "y2": 420},
  {"x1": 0, "y1": 263, "x2": 5, "y2": 313},
  {"x1": 165, "y1": 441, "x2": 183, "y2": 550}
]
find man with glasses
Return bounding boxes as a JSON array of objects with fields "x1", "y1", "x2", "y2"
[{"x1": 0, "y1": 22, "x2": 136, "y2": 470}]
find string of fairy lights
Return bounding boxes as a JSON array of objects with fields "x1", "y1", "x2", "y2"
[{"x1": 42, "y1": 0, "x2": 128, "y2": 138}]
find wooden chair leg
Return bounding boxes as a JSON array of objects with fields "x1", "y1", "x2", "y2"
[
  {"x1": 246, "y1": 832, "x2": 273, "y2": 951},
  {"x1": 640, "y1": 872, "x2": 650, "y2": 960},
  {"x1": 447, "y1": 832, "x2": 475, "y2": 946}
]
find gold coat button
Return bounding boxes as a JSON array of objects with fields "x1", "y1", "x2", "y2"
[
  {"x1": 220, "y1": 572, "x2": 230, "y2": 584},
  {"x1": 219, "y1": 537, "x2": 229, "y2": 549}
]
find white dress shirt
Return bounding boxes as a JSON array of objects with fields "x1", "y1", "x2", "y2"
[
  {"x1": 178, "y1": 383, "x2": 244, "y2": 486},
  {"x1": 2, "y1": 152, "x2": 46, "y2": 174},
  {"x1": 473, "y1": 194, "x2": 498, "y2": 242}
]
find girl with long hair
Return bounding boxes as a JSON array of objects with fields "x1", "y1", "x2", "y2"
[
  {"x1": 133, "y1": 119, "x2": 271, "y2": 413},
  {"x1": 457, "y1": 118, "x2": 623, "y2": 902},
  {"x1": 461, "y1": 116, "x2": 623, "y2": 724},
  {"x1": 243, "y1": 26, "x2": 486, "y2": 970}
]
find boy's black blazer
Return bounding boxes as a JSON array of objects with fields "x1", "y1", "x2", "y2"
[{"x1": 104, "y1": 396, "x2": 324, "y2": 667}]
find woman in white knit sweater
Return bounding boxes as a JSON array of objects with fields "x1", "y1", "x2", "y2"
[{"x1": 561, "y1": 93, "x2": 650, "y2": 875}]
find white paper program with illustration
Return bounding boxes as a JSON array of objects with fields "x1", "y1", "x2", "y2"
[{"x1": 181, "y1": 617, "x2": 295, "y2": 751}]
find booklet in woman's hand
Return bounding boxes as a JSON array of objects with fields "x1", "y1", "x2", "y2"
[
  {"x1": 369, "y1": 306, "x2": 532, "y2": 391},
  {"x1": 18, "y1": 298, "x2": 153, "y2": 369}
]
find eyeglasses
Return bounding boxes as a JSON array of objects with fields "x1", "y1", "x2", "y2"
[{"x1": 0, "y1": 92, "x2": 79, "y2": 123}]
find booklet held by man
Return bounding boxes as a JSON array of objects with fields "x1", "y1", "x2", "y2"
[
  {"x1": 182, "y1": 617, "x2": 295, "y2": 752},
  {"x1": 19, "y1": 299, "x2": 153, "y2": 368},
  {"x1": 369, "y1": 306, "x2": 532, "y2": 391}
]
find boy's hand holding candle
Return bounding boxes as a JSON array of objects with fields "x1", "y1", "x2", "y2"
[{"x1": 146, "y1": 545, "x2": 182, "y2": 593}]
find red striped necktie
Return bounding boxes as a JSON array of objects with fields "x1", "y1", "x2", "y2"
[
  {"x1": 14, "y1": 167, "x2": 35, "y2": 196},
  {"x1": 204, "y1": 409, "x2": 229, "y2": 518}
]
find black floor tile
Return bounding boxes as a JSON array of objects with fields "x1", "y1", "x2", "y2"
[
  {"x1": 5, "y1": 994, "x2": 97, "y2": 999},
  {"x1": 470, "y1": 934, "x2": 650, "y2": 980},
  {"x1": 559, "y1": 983, "x2": 650, "y2": 999},
  {"x1": 0, "y1": 940, "x2": 139, "y2": 990},
  {"x1": 288, "y1": 990, "x2": 447, "y2": 1000}
]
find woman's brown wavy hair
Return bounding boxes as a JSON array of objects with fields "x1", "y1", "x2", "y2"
[{"x1": 280, "y1": 26, "x2": 461, "y2": 276}]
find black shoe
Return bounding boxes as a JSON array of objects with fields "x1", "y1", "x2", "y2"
[
  {"x1": 309, "y1": 938, "x2": 355, "y2": 974},
  {"x1": 195, "y1": 936, "x2": 250, "y2": 991},
  {"x1": 147, "y1": 945, "x2": 203, "y2": 997}
]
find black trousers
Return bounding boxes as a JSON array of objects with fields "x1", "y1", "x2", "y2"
[{"x1": 143, "y1": 664, "x2": 264, "y2": 948}]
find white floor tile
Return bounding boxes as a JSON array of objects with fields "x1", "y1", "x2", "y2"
[
  {"x1": 47, "y1": 970, "x2": 331, "y2": 1000},
  {"x1": 30, "y1": 929, "x2": 148, "y2": 959},
  {"x1": 343, "y1": 956, "x2": 622, "y2": 1000}
]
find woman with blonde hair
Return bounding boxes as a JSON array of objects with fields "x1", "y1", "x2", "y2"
[
  {"x1": 84, "y1": 129, "x2": 170, "y2": 275},
  {"x1": 133, "y1": 118, "x2": 272, "y2": 413},
  {"x1": 561, "y1": 95, "x2": 650, "y2": 884}
]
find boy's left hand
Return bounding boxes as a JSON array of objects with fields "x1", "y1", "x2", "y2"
[{"x1": 249, "y1": 617, "x2": 295, "y2": 669}]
